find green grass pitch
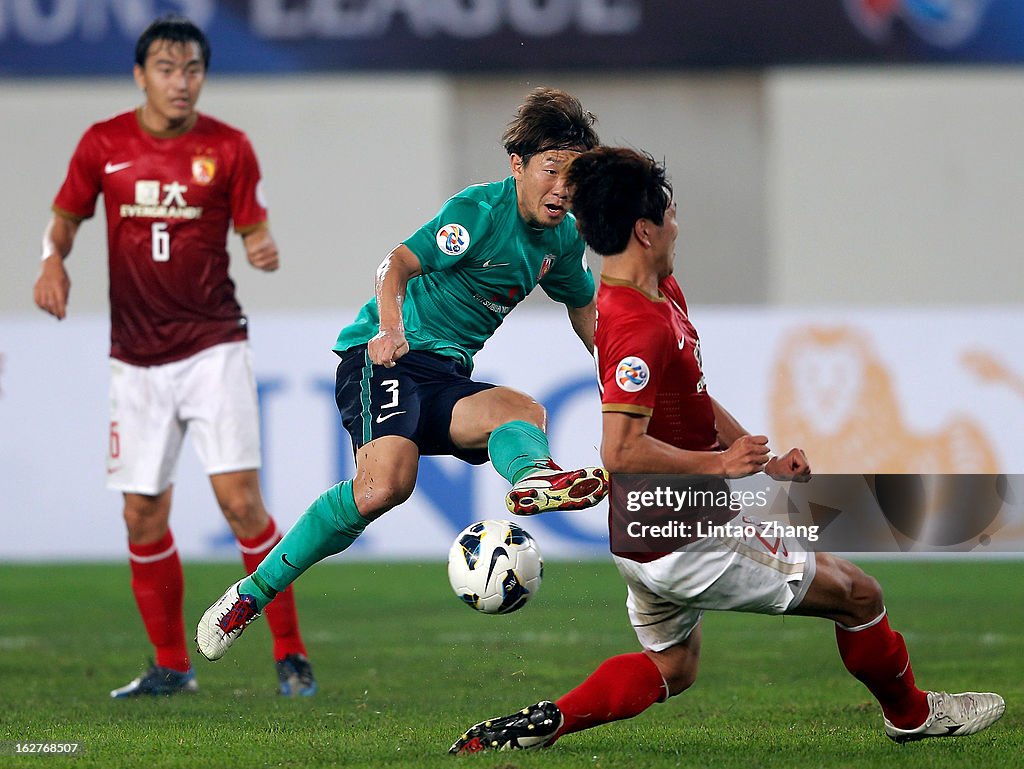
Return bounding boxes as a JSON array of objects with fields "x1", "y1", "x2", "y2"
[{"x1": 0, "y1": 559, "x2": 1020, "y2": 768}]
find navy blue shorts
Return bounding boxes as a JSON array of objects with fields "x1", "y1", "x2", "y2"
[{"x1": 335, "y1": 345, "x2": 496, "y2": 465}]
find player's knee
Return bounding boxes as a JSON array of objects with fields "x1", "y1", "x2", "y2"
[
  {"x1": 218, "y1": 488, "x2": 265, "y2": 530},
  {"x1": 831, "y1": 560, "x2": 884, "y2": 625},
  {"x1": 520, "y1": 398, "x2": 546, "y2": 429},
  {"x1": 648, "y1": 647, "x2": 699, "y2": 697},
  {"x1": 663, "y1": 667, "x2": 698, "y2": 697},
  {"x1": 357, "y1": 479, "x2": 415, "y2": 519},
  {"x1": 122, "y1": 496, "x2": 169, "y2": 541},
  {"x1": 491, "y1": 388, "x2": 546, "y2": 429},
  {"x1": 848, "y1": 569, "x2": 884, "y2": 621}
]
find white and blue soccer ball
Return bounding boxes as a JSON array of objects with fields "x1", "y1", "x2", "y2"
[{"x1": 447, "y1": 519, "x2": 543, "y2": 615}]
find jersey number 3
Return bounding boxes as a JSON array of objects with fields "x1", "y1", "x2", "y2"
[{"x1": 151, "y1": 222, "x2": 170, "y2": 262}]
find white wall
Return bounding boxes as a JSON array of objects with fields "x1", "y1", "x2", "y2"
[{"x1": 767, "y1": 67, "x2": 1024, "y2": 305}]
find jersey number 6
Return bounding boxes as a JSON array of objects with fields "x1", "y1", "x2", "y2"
[{"x1": 151, "y1": 222, "x2": 170, "y2": 262}]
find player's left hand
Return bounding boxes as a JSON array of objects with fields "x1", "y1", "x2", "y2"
[
  {"x1": 764, "y1": 448, "x2": 811, "y2": 482},
  {"x1": 368, "y1": 327, "x2": 409, "y2": 368},
  {"x1": 244, "y1": 227, "x2": 280, "y2": 272}
]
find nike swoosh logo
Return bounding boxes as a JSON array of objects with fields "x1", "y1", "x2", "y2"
[
  {"x1": 281, "y1": 553, "x2": 299, "y2": 570},
  {"x1": 678, "y1": 337, "x2": 686, "y2": 349},
  {"x1": 481, "y1": 259, "x2": 510, "y2": 268},
  {"x1": 485, "y1": 545, "x2": 508, "y2": 585},
  {"x1": 104, "y1": 161, "x2": 133, "y2": 174},
  {"x1": 376, "y1": 410, "x2": 407, "y2": 424}
]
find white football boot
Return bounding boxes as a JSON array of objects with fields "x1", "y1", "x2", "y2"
[
  {"x1": 195, "y1": 579, "x2": 262, "y2": 661},
  {"x1": 884, "y1": 690, "x2": 1005, "y2": 743}
]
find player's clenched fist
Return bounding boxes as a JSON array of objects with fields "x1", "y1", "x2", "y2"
[
  {"x1": 719, "y1": 434, "x2": 770, "y2": 478},
  {"x1": 368, "y1": 327, "x2": 409, "y2": 368},
  {"x1": 243, "y1": 227, "x2": 279, "y2": 272},
  {"x1": 764, "y1": 447, "x2": 811, "y2": 482}
]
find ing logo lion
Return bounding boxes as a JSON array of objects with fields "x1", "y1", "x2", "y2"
[{"x1": 768, "y1": 326, "x2": 998, "y2": 474}]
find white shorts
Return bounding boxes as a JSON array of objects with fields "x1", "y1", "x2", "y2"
[
  {"x1": 106, "y1": 341, "x2": 261, "y2": 495},
  {"x1": 613, "y1": 515, "x2": 817, "y2": 652}
]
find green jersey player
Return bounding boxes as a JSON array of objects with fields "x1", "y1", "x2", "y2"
[
  {"x1": 335, "y1": 175, "x2": 593, "y2": 371},
  {"x1": 198, "y1": 88, "x2": 609, "y2": 662}
]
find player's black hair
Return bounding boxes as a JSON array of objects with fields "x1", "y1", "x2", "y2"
[
  {"x1": 565, "y1": 147, "x2": 673, "y2": 256},
  {"x1": 502, "y1": 87, "x2": 599, "y2": 162},
  {"x1": 135, "y1": 14, "x2": 211, "y2": 70}
]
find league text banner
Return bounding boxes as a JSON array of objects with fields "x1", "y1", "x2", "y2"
[
  {"x1": 610, "y1": 474, "x2": 1024, "y2": 554},
  {"x1": 2, "y1": 1, "x2": 1023, "y2": 76}
]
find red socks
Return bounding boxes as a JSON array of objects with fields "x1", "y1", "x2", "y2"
[
  {"x1": 129, "y1": 520, "x2": 306, "y2": 671},
  {"x1": 835, "y1": 610, "x2": 930, "y2": 729},
  {"x1": 238, "y1": 519, "x2": 307, "y2": 660},
  {"x1": 129, "y1": 531, "x2": 190, "y2": 672},
  {"x1": 554, "y1": 652, "x2": 667, "y2": 740},
  {"x1": 547, "y1": 613, "x2": 928, "y2": 742}
]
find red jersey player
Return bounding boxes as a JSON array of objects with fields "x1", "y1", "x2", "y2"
[
  {"x1": 32, "y1": 15, "x2": 315, "y2": 699},
  {"x1": 450, "y1": 147, "x2": 1004, "y2": 752}
]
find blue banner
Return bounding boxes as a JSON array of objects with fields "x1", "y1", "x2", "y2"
[{"x1": 2, "y1": 1, "x2": 1022, "y2": 76}]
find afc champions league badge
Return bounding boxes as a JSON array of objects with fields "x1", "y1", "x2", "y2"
[
  {"x1": 436, "y1": 223, "x2": 470, "y2": 255},
  {"x1": 615, "y1": 356, "x2": 650, "y2": 392}
]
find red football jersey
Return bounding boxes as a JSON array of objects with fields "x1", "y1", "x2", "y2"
[
  {"x1": 595, "y1": 275, "x2": 718, "y2": 452},
  {"x1": 597, "y1": 275, "x2": 721, "y2": 562},
  {"x1": 53, "y1": 109, "x2": 267, "y2": 366}
]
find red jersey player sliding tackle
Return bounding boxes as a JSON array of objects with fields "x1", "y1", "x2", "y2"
[
  {"x1": 449, "y1": 147, "x2": 1005, "y2": 753},
  {"x1": 34, "y1": 15, "x2": 315, "y2": 698}
]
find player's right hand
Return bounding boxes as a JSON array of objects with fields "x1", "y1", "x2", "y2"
[
  {"x1": 719, "y1": 434, "x2": 770, "y2": 478},
  {"x1": 765, "y1": 447, "x2": 811, "y2": 482},
  {"x1": 34, "y1": 255, "x2": 71, "y2": 320},
  {"x1": 368, "y1": 327, "x2": 409, "y2": 368}
]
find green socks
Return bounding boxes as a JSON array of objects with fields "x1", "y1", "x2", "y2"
[
  {"x1": 240, "y1": 480, "x2": 367, "y2": 610},
  {"x1": 236, "y1": 420, "x2": 553, "y2": 611},
  {"x1": 487, "y1": 420, "x2": 552, "y2": 485}
]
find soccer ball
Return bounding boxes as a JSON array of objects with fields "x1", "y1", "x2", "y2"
[{"x1": 447, "y1": 519, "x2": 543, "y2": 614}]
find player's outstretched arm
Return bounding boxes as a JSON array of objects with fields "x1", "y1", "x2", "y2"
[
  {"x1": 602, "y1": 411, "x2": 769, "y2": 477},
  {"x1": 34, "y1": 214, "x2": 79, "y2": 320},
  {"x1": 242, "y1": 225, "x2": 279, "y2": 272},
  {"x1": 566, "y1": 299, "x2": 596, "y2": 354},
  {"x1": 368, "y1": 244, "x2": 423, "y2": 367}
]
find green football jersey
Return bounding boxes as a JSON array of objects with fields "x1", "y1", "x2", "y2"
[{"x1": 334, "y1": 177, "x2": 595, "y2": 372}]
